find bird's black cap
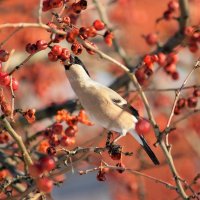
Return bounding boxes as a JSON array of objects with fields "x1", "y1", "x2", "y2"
[{"x1": 64, "y1": 55, "x2": 90, "y2": 77}]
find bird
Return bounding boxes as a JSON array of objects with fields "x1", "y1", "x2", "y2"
[{"x1": 64, "y1": 55, "x2": 159, "y2": 165}]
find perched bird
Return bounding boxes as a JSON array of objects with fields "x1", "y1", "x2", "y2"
[{"x1": 64, "y1": 55, "x2": 159, "y2": 165}]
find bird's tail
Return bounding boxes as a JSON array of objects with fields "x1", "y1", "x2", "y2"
[{"x1": 129, "y1": 130, "x2": 160, "y2": 165}]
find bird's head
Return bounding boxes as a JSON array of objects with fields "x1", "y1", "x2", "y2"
[{"x1": 64, "y1": 55, "x2": 90, "y2": 77}]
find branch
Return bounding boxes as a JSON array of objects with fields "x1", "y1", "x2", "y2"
[{"x1": 1, "y1": 118, "x2": 33, "y2": 166}]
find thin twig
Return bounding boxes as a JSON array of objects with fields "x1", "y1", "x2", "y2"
[
  {"x1": 37, "y1": 0, "x2": 43, "y2": 24},
  {"x1": 1, "y1": 118, "x2": 33, "y2": 166},
  {"x1": 0, "y1": 27, "x2": 22, "y2": 48}
]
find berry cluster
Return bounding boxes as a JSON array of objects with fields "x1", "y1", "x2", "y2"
[
  {"x1": 30, "y1": 156, "x2": 56, "y2": 193},
  {"x1": 136, "y1": 52, "x2": 179, "y2": 85},
  {"x1": 26, "y1": 40, "x2": 48, "y2": 54},
  {"x1": 38, "y1": 110, "x2": 92, "y2": 154},
  {"x1": 162, "y1": 0, "x2": 179, "y2": 21},
  {"x1": 22, "y1": 109, "x2": 36, "y2": 124},
  {"x1": 174, "y1": 88, "x2": 200, "y2": 115},
  {"x1": 42, "y1": 0, "x2": 63, "y2": 12}
]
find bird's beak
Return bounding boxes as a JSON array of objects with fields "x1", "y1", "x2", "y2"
[{"x1": 64, "y1": 55, "x2": 75, "y2": 70}]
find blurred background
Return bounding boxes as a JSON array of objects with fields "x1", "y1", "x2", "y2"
[{"x1": 0, "y1": 0, "x2": 200, "y2": 199}]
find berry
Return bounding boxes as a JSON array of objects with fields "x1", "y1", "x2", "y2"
[
  {"x1": 177, "y1": 98, "x2": 186, "y2": 109},
  {"x1": 157, "y1": 53, "x2": 166, "y2": 66},
  {"x1": 164, "y1": 63, "x2": 176, "y2": 74},
  {"x1": 71, "y1": 42, "x2": 83, "y2": 55},
  {"x1": 171, "y1": 71, "x2": 179, "y2": 80},
  {"x1": 93, "y1": 20, "x2": 105, "y2": 31},
  {"x1": 42, "y1": 0, "x2": 52, "y2": 12},
  {"x1": 36, "y1": 177, "x2": 53, "y2": 193},
  {"x1": 193, "y1": 89, "x2": 200, "y2": 97},
  {"x1": 0, "y1": 49, "x2": 10, "y2": 62},
  {"x1": 135, "y1": 119, "x2": 151, "y2": 135},
  {"x1": 51, "y1": 45, "x2": 62, "y2": 56},
  {"x1": 143, "y1": 55, "x2": 152, "y2": 66},
  {"x1": 60, "y1": 136, "x2": 75, "y2": 146},
  {"x1": 168, "y1": 1, "x2": 179, "y2": 12},
  {"x1": 65, "y1": 126, "x2": 77, "y2": 137},
  {"x1": 26, "y1": 43, "x2": 37, "y2": 54},
  {"x1": 36, "y1": 40, "x2": 48, "y2": 51},
  {"x1": 187, "y1": 97, "x2": 198, "y2": 108},
  {"x1": 52, "y1": 123, "x2": 63, "y2": 135},
  {"x1": 104, "y1": 31, "x2": 114, "y2": 46},
  {"x1": 86, "y1": 26, "x2": 97, "y2": 37},
  {"x1": 39, "y1": 156, "x2": 56, "y2": 171},
  {"x1": 29, "y1": 163, "x2": 43, "y2": 178},
  {"x1": 145, "y1": 33, "x2": 158, "y2": 46},
  {"x1": 62, "y1": 16, "x2": 71, "y2": 25},
  {"x1": 0, "y1": 72, "x2": 10, "y2": 86},
  {"x1": 96, "y1": 170, "x2": 106, "y2": 181},
  {"x1": 48, "y1": 52, "x2": 58, "y2": 62},
  {"x1": 174, "y1": 106, "x2": 180, "y2": 115}
]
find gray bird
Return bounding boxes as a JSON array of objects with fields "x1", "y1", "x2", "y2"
[{"x1": 64, "y1": 56, "x2": 159, "y2": 165}]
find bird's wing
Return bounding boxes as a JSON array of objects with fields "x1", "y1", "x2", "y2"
[{"x1": 98, "y1": 84, "x2": 139, "y2": 118}]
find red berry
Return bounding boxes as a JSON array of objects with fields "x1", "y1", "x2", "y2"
[
  {"x1": 104, "y1": 31, "x2": 114, "y2": 46},
  {"x1": 177, "y1": 98, "x2": 186, "y2": 109},
  {"x1": 93, "y1": 20, "x2": 105, "y2": 31},
  {"x1": 164, "y1": 63, "x2": 176, "y2": 74},
  {"x1": 48, "y1": 52, "x2": 58, "y2": 62},
  {"x1": 193, "y1": 89, "x2": 200, "y2": 97},
  {"x1": 71, "y1": 42, "x2": 83, "y2": 55},
  {"x1": 184, "y1": 26, "x2": 194, "y2": 36},
  {"x1": 86, "y1": 26, "x2": 97, "y2": 38},
  {"x1": 135, "y1": 119, "x2": 151, "y2": 135},
  {"x1": 42, "y1": 0, "x2": 52, "y2": 12},
  {"x1": 0, "y1": 49, "x2": 10, "y2": 62},
  {"x1": 171, "y1": 71, "x2": 179, "y2": 80},
  {"x1": 36, "y1": 40, "x2": 48, "y2": 51},
  {"x1": 174, "y1": 106, "x2": 180, "y2": 115},
  {"x1": 26, "y1": 43, "x2": 37, "y2": 54},
  {"x1": 157, "y1": 52, "x2": 166, "y2": 66},
  {"x1": 167, "y1": 53, "x2": 178, "y2": 64},
  {"x1": 60, "y1": 48, "x2": 71, "y2": 61},
  {"x1": 29, "y1": 163, "x2": 43, "y2": 178},
  {"x1": 65, "y1": 126, "x2": 77, "y2": 137},
  {"x1": 71, "y1": 3, "x2": 82, "y2": 14},
  {"x1": 60, "y1": 136, "x2": 75, "y2": 146},
  {"x1": 187, "y1": 97, "x2": 198, "y2": 108},
  {"x1": 51, "y1": 45, "x2": 62, "y2": 56},
  {"x1": 52, "y1": 123, "x2": 63, "y2": 135},
  {"x1": 145, "y1": 33, "x2": 158, "y2": 46},
  {"x1": 151, "y1": 54, "x2": 159, "y2": 62},
  {"x1": 62, "y1": 16, "x2": 71, "y2": 25},
  {"x1": 36, "y1": 177, "x2": 53, "y2": 193},
  {"x1": 96, "y1": 170, "x2": 106, "y2": 181},
  {"x1": 143, "y1": 55, "x2": 152, "y2": 66},
  {"x1": 0, "y1": 72, "x2": 10, "y2": 86},
  {"x1": 40, "y1": 156, "x2": 56, "y2": 171},
  {"x1": 168, "y1": 1, "x2": 179, "y2": 12}
]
